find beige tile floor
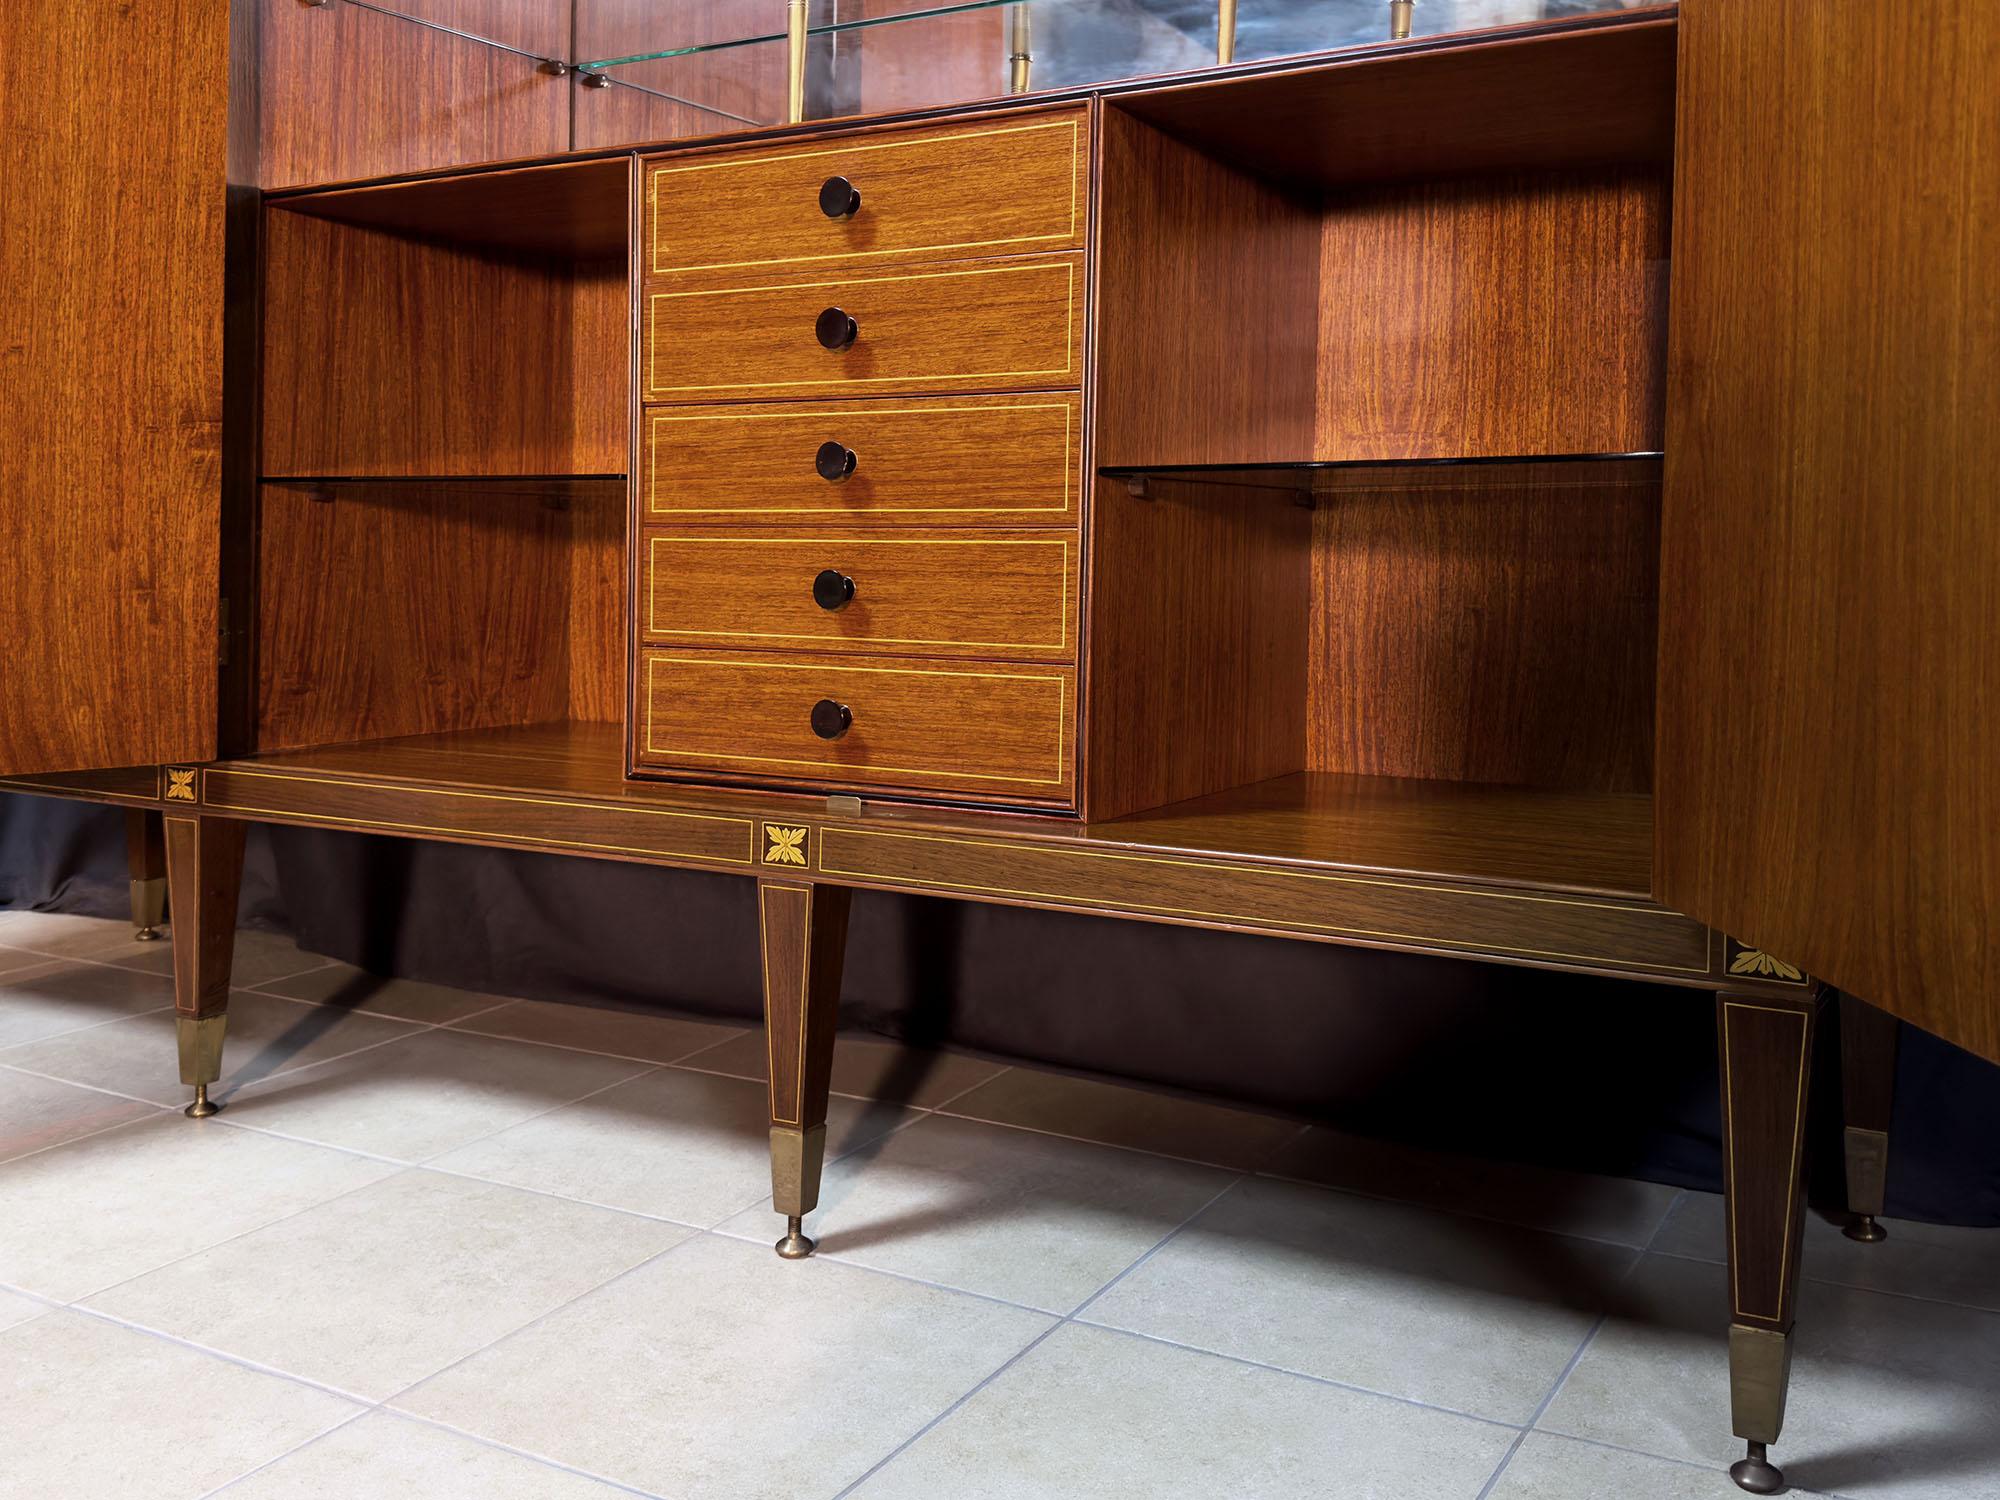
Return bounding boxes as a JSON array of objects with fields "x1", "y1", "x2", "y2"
[{"x1": 1, "y1": 912, "x2": 1997, "y2": 1499}]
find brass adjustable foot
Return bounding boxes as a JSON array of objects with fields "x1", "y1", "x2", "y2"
[
  {"x1": 131, "y1": 875, "x2": 166, "y2": 941},
  {"x1": 177, "y1": 1013, "x2": 226, "y2": 1120},
  {"x1": 775, "y1": 1215, "x2": 815, "y2": 1260},
  {"x1": 1730, "y1": 1441, "x2": 1783, "y2": 1494},
  {"x1": 1843, "y1": 1213, "x2": 1887, "y2": 1243}
]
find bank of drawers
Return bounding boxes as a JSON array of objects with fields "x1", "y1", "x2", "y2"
[{"x1": 635, "y1": 106, "x2": 1088, "y2": 809}]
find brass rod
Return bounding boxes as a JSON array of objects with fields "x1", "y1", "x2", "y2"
[
  {"x1": 1389, "y1": 0, "x2": 1413, "y2": 40},
  {"x1": 1009, "y1": 3, "x2": 1033, "y2": 94},
  {"x1": 1217, "y1": 0, "x2": 1237, "y2": 64},
  {"x1": 786, "y1": 0, "x2": 809, "y2": 123}
]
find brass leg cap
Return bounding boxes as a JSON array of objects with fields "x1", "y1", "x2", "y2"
[
  {"x1": 184, "y1": 1084, "x2": 220, "y2": 1119},
  {"x1": 1731, "y1": 1442, "x2": 1784, "y2": 1495},
  {"x1": 134, "y1": 926, "x2": 161, "y2": 942},
  {"x1": 1843, "y1": 1214, "x2": 1888, "y2": 1244},
  {"x1": 774, "y1": 1215, "x2": 815, "y2": 1260}
]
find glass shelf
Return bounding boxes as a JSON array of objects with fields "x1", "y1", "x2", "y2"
[
  {"x1": 573, "y1": 1, "x2": 1662, "y2": 132},
  {"x1": 1099, "y1": 451, "x2": 1663, "y2": 494}
]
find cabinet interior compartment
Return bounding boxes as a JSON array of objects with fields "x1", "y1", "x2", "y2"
[
  {"x1": 251, "y1": 160, "x2": 632, "y2": 756},
  {"x1": 1086, "y1": 62, "x2": 1671, "y2": 827}
]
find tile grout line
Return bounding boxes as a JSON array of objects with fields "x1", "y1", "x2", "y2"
[
  {"x1": 823, "y1": 1172, "x2": 1256, "y2": 1500},
  {"x1": 1473, "y1": 1186, "x2": 1696, "y2": 1498},
  {"x1": 372, "y1": 1230, "x2": 712, "y2": 1411},
  {"x1": 1074, "y1": 1317, "x2": 1529, "y2": 1432},
  {"x1": 191, "y1": 1407, "x2": 377, "y2": 1500},
  {"x1": 380, "y1": 1408, "x2": 679, "y2": 1500}
]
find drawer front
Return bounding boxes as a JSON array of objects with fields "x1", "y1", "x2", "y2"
[
  {"x1": 644, "y1": 256, "x2": 1082, "y2": 402},
  {"x1": 644, "y1": 393, "x2": 1080, "y2": 525},
  {"x1": 638, "y1": 652, "x2": 1075, "y2": 802},
  {"x1": 644, "y1": 532, "x2": 1077, "y2": 660},
  {"x1": 647, "y1": 109, "x2": 1086, "y2": 280}
]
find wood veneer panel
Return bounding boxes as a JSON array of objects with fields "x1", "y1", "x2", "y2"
[
  {"x1": 272, "y1": 159, "x2": 631, "y2": 260},
  {"x1": 641, "y1": 531, "x2": 1078, "y2": 661},
  {"x1": 259, "y1": 0, "x2": 569, "y2": 189},
  {"x1": 643, "y1": 108, "x2": 1087, "y2": 282},
  {"x1": 569, "y1": 487, "x2": 628, "y2": 723},
  {"x1": 1307, "y1": 464, "x2": 1659, "y2": 792},
  {"x1": 1083, "y1": 480, "x2": 1309, "y2": 822},
  {"x1": 1656, "y1": 0, "x2": 2000, "y2": 1061},
  {"x1": 1315, "y1": 169, "x2": 1667, "y2": 461},
  {"x1": 262, "y1": 211, "x2": 625, "y2": 478},
  {"x1": 643, "y1": 254, "x2": 1084, "y2": 402},
  {"x1": 1111, "y1": 9, "x2": 1676, "y2": 193},
  {"x1": 1093, "y1": 108, "x2": 1320, "y2": 469},
  {"x1": 638, "y1": 650, "x2": 1076, "y2": 805},
  {"x1": 255, "y1": 481, "x2": 610, "y2": 750},
  {"x1": 0, "y1": 0, "x2": 229, "y2": 776},
  {"x1": 643, "y1": 393, "x2": 1082, "y2": 527},
  {"x1": 196, "y1": 724, "x2": 1716, "y2": 982}
]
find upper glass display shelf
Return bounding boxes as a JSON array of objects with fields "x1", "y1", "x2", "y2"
[{"x1": 574, "y1": 0, "x2": 1659, "y2": 130}]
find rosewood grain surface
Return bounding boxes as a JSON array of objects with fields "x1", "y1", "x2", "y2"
[
  {"x1": 1092, "y1": 108, "x2": 1321, "y2": 470},
  {"x1": 259, "y1": 0, "x2": 568, "y2": 189},
  {"x1": 1718, "y1": 990, "x2": 1818, "y2": 1330},
  {"x1": 820, "y1": 821, "x2": 1707, "y2": 978},
  {"x1": 645, "y1": 107, "x2": 1087, "y2": 280},
  {"x1": 1656, "y1": 0, "x2": 2000, "y2": 1062},
  {"x1": 165, "y1": 815, "x2": 249, "y2": 1021},
  {"x1": 760, "y1": 880, "x2": 851, "y2": 1130},
  {"x1": 642, "y1": 531, "x2": 1078, "y2": 660},
  {"x1": 644, "y1": 393, "x2": 1082, "y2": 526},
  {"x1": 262, "y1": 208, "x2": 627, "y2": 478},
  {"x1": 255, "y1": 481, "x2": 622, "y2": 750},
  {"x1": 1082, "y1": 479, "x2": 1309, "y2": 821},
  {"x1": 273, "y1": 157, "x2": 631, "y2": 260},
  {"x1": 190, "y1": 722, "x2": 1730, "y2": 982},
  {"x1": 1315, "y1": 169, "x2": 1668, "y2": 460},
  {"x1": 1307, "y1": 463, "x2": 1660, "y2": 792},
  {"x1": 0, "y1": 768, "x2": 165, "y2": 808},
  {"x1": 638, "y1": 651, "x2": 1077, "y2": 804},
  {"x1": 1111, "y1": 8, "x2": 1675, "y2": 193},
  {"x1": 0, "y1": 0, "x2": 230, "y2": 776},
  {"x1": 644, "y1": 254, "x2": 1084, "y2": 401}
]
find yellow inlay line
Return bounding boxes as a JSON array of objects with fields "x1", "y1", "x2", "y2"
[
  {"x1": 649, "y1": 116, "x2": 1082, "y2": 276},
  {"x1": 645, "y1": 399, "x2": 1076, "y2": 516},
  {"x1": 815, "y1": 826, "x2": 1707, "y2": 974},
  {"x1": 645, "y1": 260, "x2": 1077, "y2": 397},
  {"x1": 203, "y1": 768, "x2": 758, "y2": 866},
  {"x1": 645, "y1": 535, "x2": 1072, "y2": 651},
  {"x1": 643, "y1": 656, "x2": 1070, "y2": 787}
]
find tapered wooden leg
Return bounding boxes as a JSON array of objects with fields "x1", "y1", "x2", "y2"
[
  {"x1": 1840, "y1": 992, "x2": 1898, "y2": 1244},
  {"x1": 125, "y1": 809, "x2": 166, "y2": 941},
  {"x1": 760, "y1": 878, "x2": 851, "y2": 1259},
  {"x1": 163, "y1": 815, "x2": 247, "y2": 1119},
  {"x1": 1718, "y1": 986, "x2": 1822, "y2": 1495}
]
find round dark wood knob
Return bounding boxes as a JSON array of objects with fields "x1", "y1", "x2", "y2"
[
  {"x1": 813, "y1": 569, "x2": 856, "y2": 611},
  {"x1": 810, "y1": 699, "x2": 852, "y2": 740},
  {"x1": 815, "y1": 306, "x2": 858, "y2": 350},
  {"x1": 818, "y1": 175, "x2": 861, "y2": 219},
  {"x1": 815, "y1": 440, "x2": 857, "y2": 482}
]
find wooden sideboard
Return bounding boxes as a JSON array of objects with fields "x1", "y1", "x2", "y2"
[{"x1": 4, "y1": 3, "x2": 1994, "y2": 1493}]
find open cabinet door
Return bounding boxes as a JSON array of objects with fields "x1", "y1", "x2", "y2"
[
  {"x1": 1657, "y1": 1, "x2": 2000, "y2": 1060},
  {"x1": 0, "y1": 0, "x2": 236, "y2": 776}
]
